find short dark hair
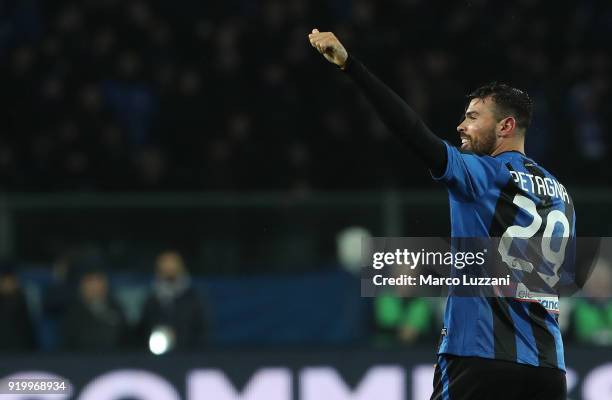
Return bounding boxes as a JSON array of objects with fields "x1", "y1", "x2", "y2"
[{"x1": 467, "y1": 82, "x2": 533, "y2": 132}]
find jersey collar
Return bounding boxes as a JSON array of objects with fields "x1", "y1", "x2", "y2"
[{"x1": 493, "y1": 150, "x2": 526, "y2": 159}]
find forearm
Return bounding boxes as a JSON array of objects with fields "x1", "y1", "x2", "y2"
[{"x1": 343, "y1": 55, "x2": 447, "y2": 175}]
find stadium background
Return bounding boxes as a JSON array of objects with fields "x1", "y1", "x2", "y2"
[{"x1": 0, "y1": 0, "x2": 611, "y2": 399}]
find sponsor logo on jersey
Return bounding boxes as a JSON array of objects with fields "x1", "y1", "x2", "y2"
[{"x1": 514, "y1": 284, "x2": 560, "y2": 314}]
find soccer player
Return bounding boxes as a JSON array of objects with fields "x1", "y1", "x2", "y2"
[{"x1": 308, "y1": 29, "x2": 574, "y2": 400}]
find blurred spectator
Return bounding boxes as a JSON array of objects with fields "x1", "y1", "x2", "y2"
[
  {"x1": 43, "y1": 248, "x2": 115, "y2": 350},
  {"x1": 570, "y1": 259, "x2": 612, "y2": 346},
  {"x1": 138, "y1": 250, "x2": 208, "y2": 352},
  {"x1": 0, "y1": 263, "x2": 37, "y2": 352},
  {"x1": 44, "y1": 250, "x2": 82, "y2": 319},
  {"x1": 45, "y1": 247, "x2": 110, "y2": 317},
  {"x1": 61, "y1": 267, "x2": 128, "y2": 351}
]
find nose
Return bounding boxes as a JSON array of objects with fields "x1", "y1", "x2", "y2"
[{"x1": 457, "y1": 123, "x2": 465, "y2": 134}]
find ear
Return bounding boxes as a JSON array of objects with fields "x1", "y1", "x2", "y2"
[{"x1": 498, "y1": 116, "x2": 516, "y2": 137}]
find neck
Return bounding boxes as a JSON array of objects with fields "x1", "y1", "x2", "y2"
[{"x1": 490, "y1": 138, "x2": 525, "y2": 157}]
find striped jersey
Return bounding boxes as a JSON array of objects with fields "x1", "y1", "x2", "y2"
[{"x1": 432, "y1": 142, "x2": 576, "y2": 371}]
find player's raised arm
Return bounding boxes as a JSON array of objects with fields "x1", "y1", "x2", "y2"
[{"x1": 308, "y1": 29, "x2": 447, "y2": 176}]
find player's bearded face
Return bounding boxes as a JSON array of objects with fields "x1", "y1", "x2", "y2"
[{"x1": 457, "y1": 98, "x2": 499, "y2": 155}]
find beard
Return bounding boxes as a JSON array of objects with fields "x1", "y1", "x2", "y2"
[{"x1": 464, "y1": 129, "x2": 497, "y2": 155}]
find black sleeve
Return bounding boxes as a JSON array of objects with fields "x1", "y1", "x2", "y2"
[{"x1": 343, "y1": 55, "x2": 447, "y2": 176}]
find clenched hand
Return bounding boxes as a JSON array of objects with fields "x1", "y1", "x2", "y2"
[{"x1": 308, "y1": 29, "x2": 349, "y2": 70}]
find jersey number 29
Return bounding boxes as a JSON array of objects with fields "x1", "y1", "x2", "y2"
[{"x1": 498, "y1": 194, "x2": 570, "y2": 286}]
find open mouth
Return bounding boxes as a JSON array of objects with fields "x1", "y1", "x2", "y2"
[{"x1": 461, "y1": 137, "x2": 470, "y2": 150}]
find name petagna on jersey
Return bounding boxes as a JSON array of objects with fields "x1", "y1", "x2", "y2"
[{"x1": 509, "y1": 171, "x2": 570, "y2": 204}]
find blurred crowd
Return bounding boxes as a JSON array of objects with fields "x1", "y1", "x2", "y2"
[
  {"x1": 1, "y1": 0, "x2": 611, "y2": 192},
  {"x1": 0, "y1": 250, "x2": 209, "y2": 353}
]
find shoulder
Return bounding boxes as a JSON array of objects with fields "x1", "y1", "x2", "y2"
[
  {"x1": 444, "y1": 142, "x2": 506, "y2": 167},
  {"x1": 445, "y1": 143, "x2": 510, "y2": 179},
  {"x1": 433, "y1": 143, "x2": 513, "y2": 200}
]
